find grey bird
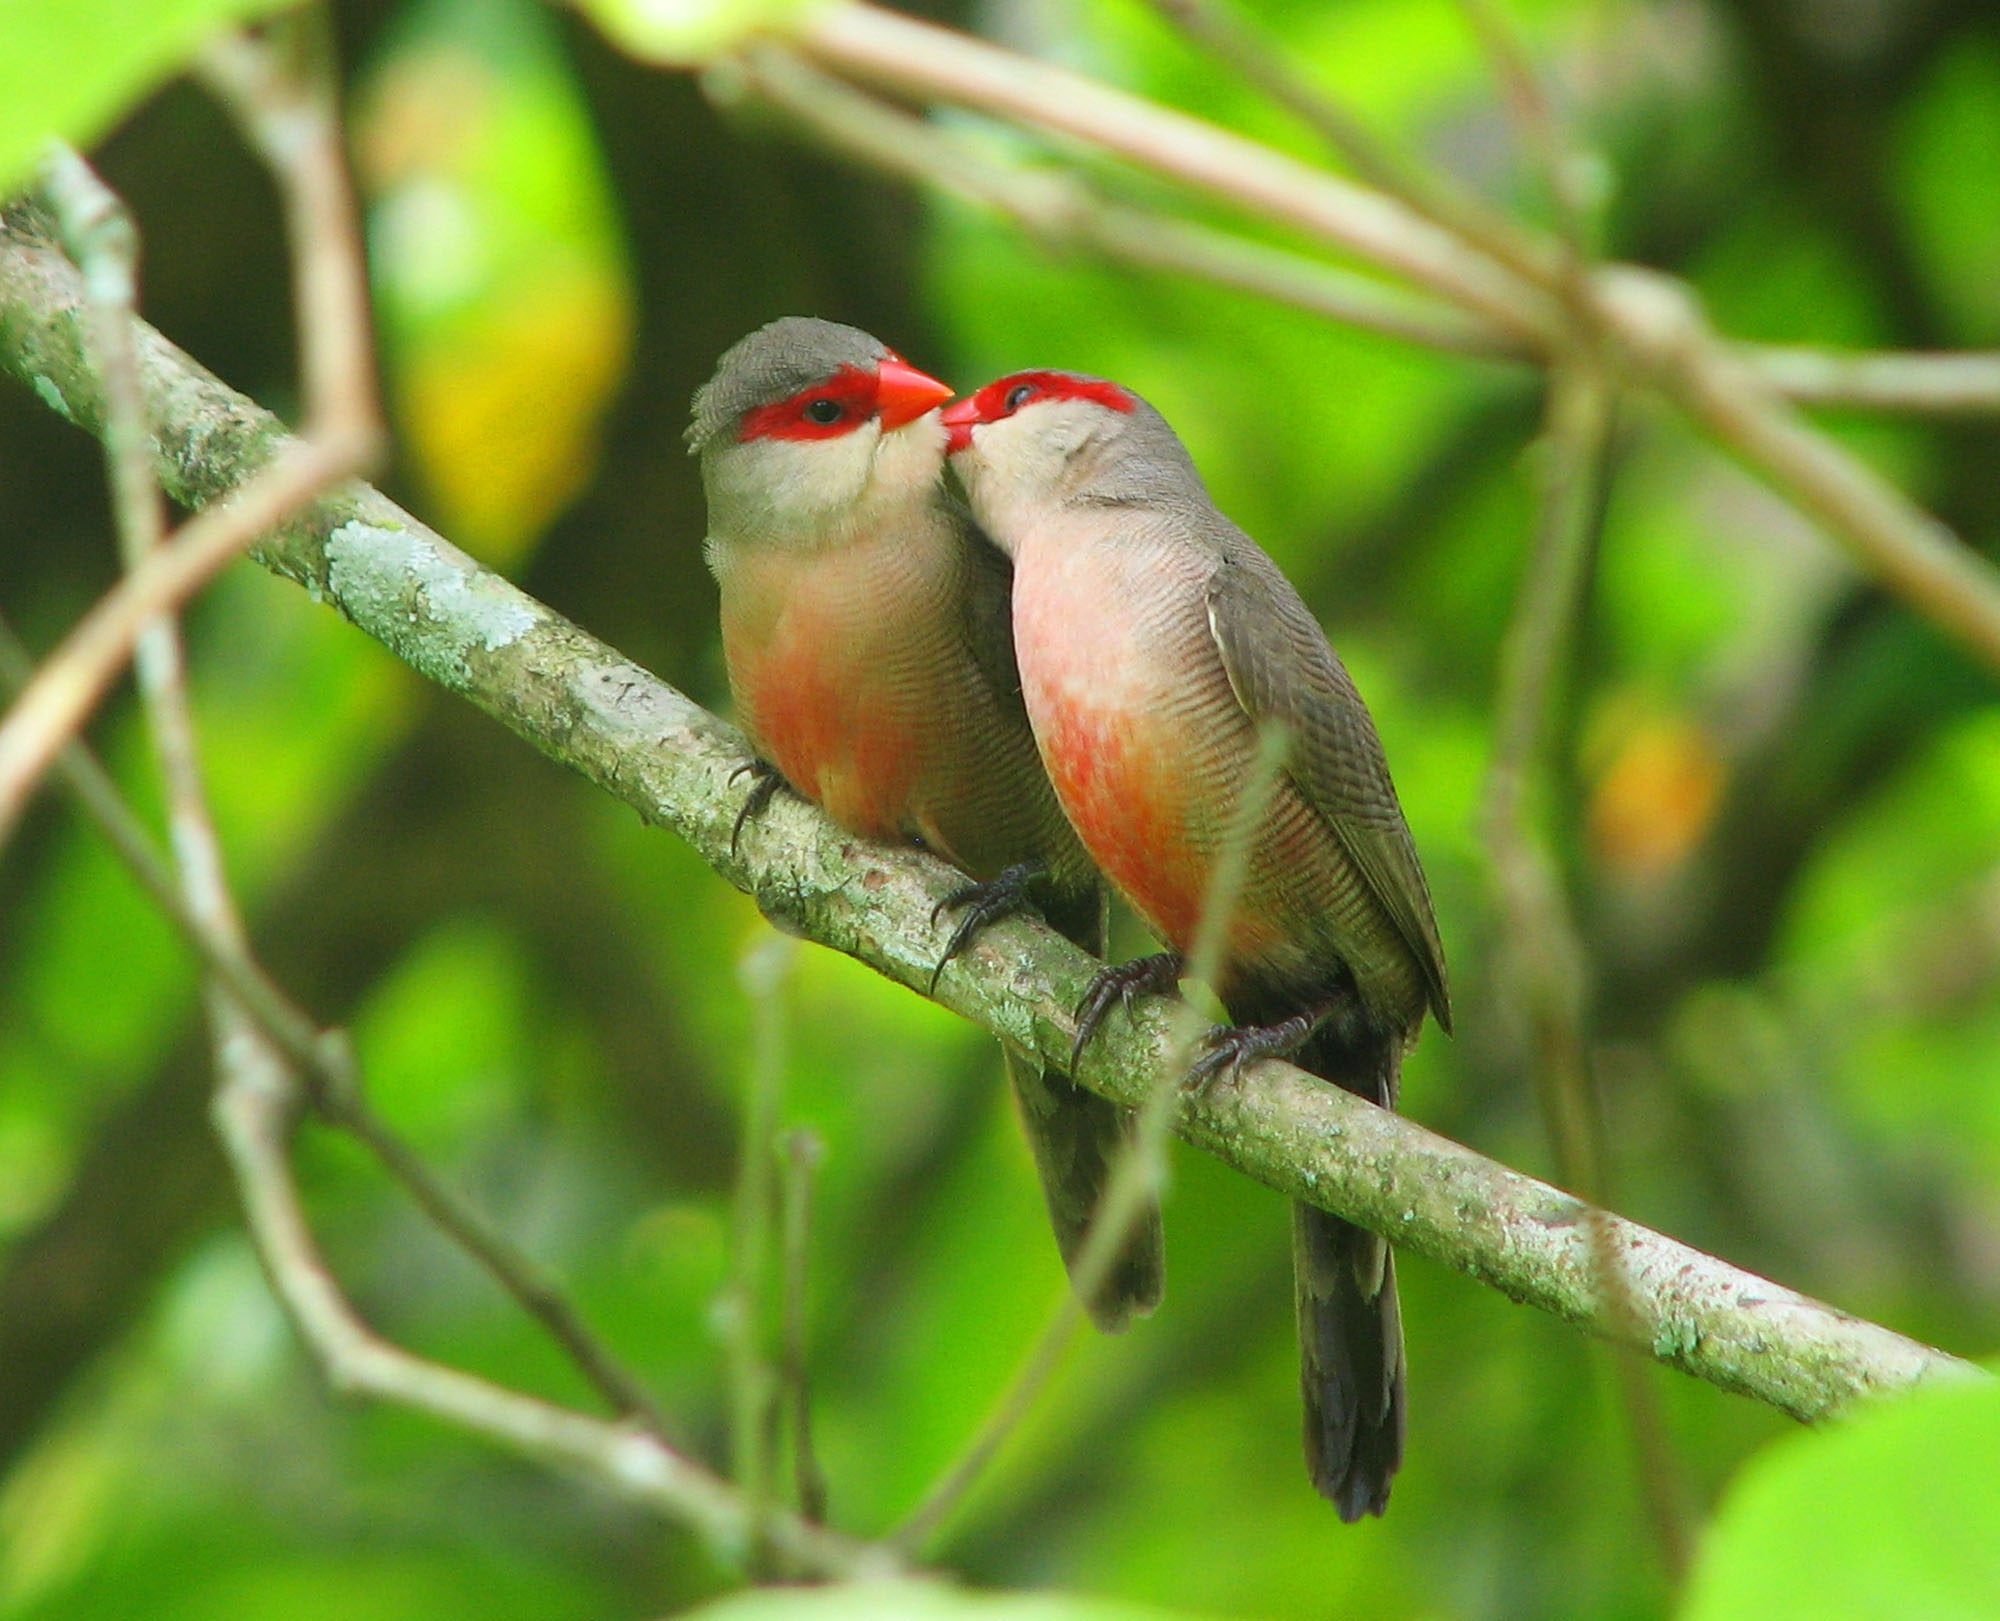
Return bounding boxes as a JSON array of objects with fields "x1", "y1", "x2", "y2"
[
  {"x1": 691, "y1": 321, "x2": 1165, "y2": 1331},
  {"x1": 944, "y1": 368, "x2": 1451, "y2": 1517}
]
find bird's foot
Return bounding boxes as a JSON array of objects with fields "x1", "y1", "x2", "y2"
[
  {"x1": 927, "y1": 861, "x2": 1048, "y2": 993},
  {"x1": 729, "y1": 758, "x2": 787, "y2": 856},
  {"x1": 1187, "y1": 1008, "x2": 1326, "y2": 1092},
  {"x1": 1071, "y1": 953, "x2": 1186, "y2": 1068}
]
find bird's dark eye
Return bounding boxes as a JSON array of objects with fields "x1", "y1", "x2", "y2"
[
  {"x1": 803, "y1": 398, "x2": 845, "y2": 425},
  {"x1": 1004, "y1": 383, "x2": 1037, "y2": 412}
]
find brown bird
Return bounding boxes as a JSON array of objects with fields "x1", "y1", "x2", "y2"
[
  {"x1": 690, "y1": 320, "x2": 1164, "y2": 1330},
  {"x1": 943, "y1": 370, "x2": 1450, "y2": 1518}
]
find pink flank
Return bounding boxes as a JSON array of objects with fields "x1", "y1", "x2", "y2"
[
  {"x1": 1013, "y1": 544, "x2": 1200, "y2": 942},
  {"x1": 1037, "y1": 698, "x2": 1208, "y2": 952}
]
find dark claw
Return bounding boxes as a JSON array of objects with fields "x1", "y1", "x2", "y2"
[
  {"x1": 1184, "y1": 1009, "x2": 1323, "y2": 1092},
  {"x1": 927, "y1": 861, "x2": 1045, "y2": 994},
  {"x1": 729, "y1": 759, "x2": 786, "y2": 856},
  {"x1": 1071, "y1": 952, "x2": 1185, "y2": 1068}
]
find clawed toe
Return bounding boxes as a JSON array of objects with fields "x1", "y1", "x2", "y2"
[
  {"x1": 927, "y1": 862, "x2": 1045, "y2": 994},
  {"x1": 1184, "y1": 1009, "x2": 1321, "y2": 1092},
  {"x1": 729, "y1": 759, "x2": 786, "y2": 856},
  {"x1": 1071, "y1": 952, "x2": 1185, "y2": 1068}
]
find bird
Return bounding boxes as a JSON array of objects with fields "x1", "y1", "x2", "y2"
[
  {"x1": 941, "y1": 369, "x2": 1450, "y2": 1518},
  {"x1": 689, "y1": 319, "x2": 1164, "y2": 1331}
]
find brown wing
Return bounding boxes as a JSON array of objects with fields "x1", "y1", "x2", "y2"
[{"x1": 1204, "y1": 542, "x2": 1451, "y2": 1032}]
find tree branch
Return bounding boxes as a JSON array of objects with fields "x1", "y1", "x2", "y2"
[{"x1": 0, "y1": 222, "x2": 1976, "y2": 1427}]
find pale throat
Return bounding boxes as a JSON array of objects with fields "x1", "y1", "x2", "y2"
[{"x1": 713, "y1": 413, "x2": 948, "y2": 558}]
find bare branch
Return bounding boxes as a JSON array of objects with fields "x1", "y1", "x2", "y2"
[
  {"x1": 779, "y1": 1129, "x2": 829, "y2": 1527},
  {"x1": 724, "y1": 48, "x2": 1520, "y2": 363},
  {"x1": 792, "y1": 2, "x2": 1560, "y2": 347},
  {"x1": 8, "y1": 110, "x2": 888, "y2": 1574},
  {"x1": 212, "y1": 1029, "x2": 898, "y2": 1580},
  {"x1": 1744, "y1": 345, "x2": 2000, "y2": 415},
  {"x1": 198, "y1": 17, "x2": 380, "y2": 448},
  {"x1": 1596, "y1": 266, "x2": 2000, "y2": 677},
  {"x1": 34, "y1": 65, "x2": 687, "y2": 1447},
  {"x1": 1135, "y1": 0, "x2": 1558, "y2": 291},
  {"x1": 0, "y1": 434, "x2": 360, "y2": 848},
  {"x1": 0, "y1": 20, "x2": 381, "y2": 853},
  {"x1": 1481, "y1": 364, "x2": 1691, "y2": 1574},
  {"x1": 1448, "y1": 0, "x2": 1596, "y2": 254},
  {"x1": 726, "y1": 931, "x2": 797, "y2": 1565},
  {"x1": 0, "y1": 608, "x2": 691, "y2": 1443}
]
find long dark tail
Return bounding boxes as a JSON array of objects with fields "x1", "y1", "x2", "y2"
[
  {"x1": 1273, "y1": 1011, "x2": 1407, "y2": 1520},
  {"x1": 1007, "y1": 1050, "x2": 1165, "y2": 1332},
  {"x1": 1010, "y1": 880, "x2": 1163, "y2": 1333}
]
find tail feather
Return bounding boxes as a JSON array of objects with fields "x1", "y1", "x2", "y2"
[
  {"x1": 1007, "y1": 1050, "x2": 1165, "y2": 1332},
  {"x1": 1262, "y1": 1006, "x2": 1407, "y2": 1518},
  {"x1": 1295, "y1": 1202, "x2": 1404, "y2": 1520}
]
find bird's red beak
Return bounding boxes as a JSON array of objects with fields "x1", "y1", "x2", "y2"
[
  {"x1": 875, "y1": 355, "x2": 955, "y2": 431},
  {"x1": 939, "y1": 395, "x2": 980, "y2": 454}
]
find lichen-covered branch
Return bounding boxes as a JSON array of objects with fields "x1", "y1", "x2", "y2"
[{"x1": 0, "y1": 222, "x2": 1981, "y2": 1426}]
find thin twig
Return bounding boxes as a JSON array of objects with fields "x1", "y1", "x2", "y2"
[
  {"x1": 726, "y1": 930, "x2": 797, "y2": 1567},
  {"x1": 740, "y1": 41, "x2": 2000, "y2": 416},
  {"x1": 727, "y1": 47, "x2": 1520, "y2": 362},
  {"x1": 1742, "y1": 346, "x2": 2000, "y2": 414},
  {"x1": 331, "y1": 1093, "x2": 689, "y2": 1438},
  {"x1": 1596, "y1": 266, "x2": 2000, "y2": 677},
  {"x1": 0, "y1": 611, "x2": 684, "y2": 1438},
  {"x1": 796, "y1": 1, "x2": 1559, "y2": 348},
  {"x1": 38, "y1": 143, "x2": 231, "y2": 970},
  {"x1": 1134, "y1": 0, "x2": 1558, "y2": 291},
  {"x1": 0, "y1": 17, "x2": 382, "y2": 854},
  {"x1": 1444, "y1": 7, "x2": 1687, "y2": 1559},
  {"x1": 892, "y1": 725, "x2": 1290, "y2": 1552},
  {"x1": 22, "y1": 28, "x2": 867, "y2": 1573},
  {"x1": 1449, "y1": 0, "x2": 1595, "y2": 254},
  {"x1": 780, "y1": 1128, "x2": 829, "y2": 1527},
  {"x1": 1481, "y1": 363, "x2": 1691, "y2": 1576},
  {"x1": 20, "y1": 123, "x2": 683, "y2": 1450},
  {"x1": 212, "y1": 1023, "x2": 899, "y2": 1579},
  {"x1": 0, "y1": 437, "x2": 362, "y2": 849},
  {"x1": 198, "y1": 16, "x2": 379, "y2": 449}
]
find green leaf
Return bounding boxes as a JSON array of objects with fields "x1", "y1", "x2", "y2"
[
  {"x1": 0, "y1": 0, "x2": 300, "y2": 192},
  {"x1": 577, "y1": 0, "x2": 828, "y2": 69},
  {"x1": 682, "y1": 1578, "x2": 1221, "y2": 1621},
  {"x1": 1681, "y1": 1375, "x2": 2000, "y2": 1621}
]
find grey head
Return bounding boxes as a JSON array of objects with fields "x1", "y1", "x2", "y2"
[
  {"x1": 943, "y1": 369, "x2": 1215, "y2": 545},
  {"x1": 686, "y1": 317, "x2": 890, "y2": 455}
]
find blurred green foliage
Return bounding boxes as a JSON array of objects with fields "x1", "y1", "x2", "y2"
[
  {"x1": 1683, "y1": 1374, "x2": 2000, "y2": 1621},
  {"x1": 3, "y1": 0, "x2": 2000, "y2": 1616},
  {"x1": 0, "y1": 0, "x2": 297, "y2": 190}
]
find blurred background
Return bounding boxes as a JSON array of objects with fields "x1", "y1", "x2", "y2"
[{"x1": 3, "y1": 0, "x2": 1999, "y2": 1614}]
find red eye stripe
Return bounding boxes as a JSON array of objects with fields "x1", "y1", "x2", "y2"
[
  {"x1": 960, "y1": 370, "x2": 1137, "y2": 425},
  {"x1": 738, "y1": 364, "x2": 879, "y2": 443}
]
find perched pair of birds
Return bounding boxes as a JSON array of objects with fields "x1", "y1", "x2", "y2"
[{"x1": 689, "y1": 318, "x2": 1450, "y2": 1521}]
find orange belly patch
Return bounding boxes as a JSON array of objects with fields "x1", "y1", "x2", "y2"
[
  {"x1": 736, "y1": 620, "x2": 921, "y2": 843},
  {"x1": 1036, "y1": 698, "x2": 1209, "y2": 952}
]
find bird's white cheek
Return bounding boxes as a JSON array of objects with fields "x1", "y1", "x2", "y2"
[
  {"x1": 949, "y1": 443, "x2": 1010, "y2": 552},
  {"x1": 954, "y1": 430, "x2": 1047, "y2": 555},
  {"x1": 870, "y1": 413, "x2": 947, "y2": 508}
]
